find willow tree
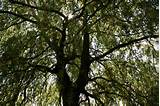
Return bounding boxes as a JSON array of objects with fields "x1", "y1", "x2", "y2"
[{"x1": 0, "y1": 0, "x2": 158, "y2": 106}]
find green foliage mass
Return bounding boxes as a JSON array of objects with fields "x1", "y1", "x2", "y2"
[{"x1": 0, "y1": 0, "x2": 158, "y2": 106}]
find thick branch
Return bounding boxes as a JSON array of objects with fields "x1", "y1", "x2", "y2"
[
  {"x1": 59, "y1": 20, "x2": 68, "y2": 50},
  {"x1": 91, "y1": 35, "x2": 158, "y2": 62},
  {"x1": 76, "y1": 12, "x2": 90, "y2": 91},
  {"x1": 29, "y1": 64, "x2": 53, "y2": 73},
  {"x1": 9, "y1": 0, "x2": 67, "y2": 19}
]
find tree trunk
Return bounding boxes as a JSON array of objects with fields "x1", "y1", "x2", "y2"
[
  {"x1": 56, "y1": 10, "x2": 89, "y2": 106},
  {"x1": 62, "y1": 11, "x2": 90, "y2": 106},
  {"x1": 56, "y1": 69, "x2": 80, "y2": 106},
  {"x1": 62, "y1": 86, "x2": 79, "y2": 106}
]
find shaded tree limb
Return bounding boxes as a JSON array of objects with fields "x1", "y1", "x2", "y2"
[
  {"x1": 0, "y1": 10, "x2": 37, "y2": 24},
  {"x1": 8, "y1": 0, "x2": 67, "y2": 19},
  {"x1": 25, "y1": 46, "x2": 50, "y2": 60},
  {"x1": 90, "y1": 76, "x2": 148, "y2": 103},
  {"x1": 0, "y1": 11, "x2": 63, "y2": 34},
  {"x1": 71, "y1": 0, "x2": 93, "y2": 20},
  {"x1": 29, "y1": 64, "x2": 53, "y2": 73},
  {"x1": 88, "y1": 0, "x2": 111, "y2": 20},
  {"x1": 89, "y1": 76, "x2": 113, "y2": 82},
  {"x1": 76, "y1": 11, "x2": 90, "y2": 91},
  {"x1": 91, "y1": 35, "x2": 158, "y2": 62},
  {"x1": 83, "y1": 90, "x2": 104, "y2": 106}
]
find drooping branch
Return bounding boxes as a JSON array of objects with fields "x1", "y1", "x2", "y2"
[
  {"x1": 26, "y1": 46, "x2": 50, "y2": 60},
  {"x1": 0, "y1": 20, "x2": 25, "y2": 31},
  {"x1": 89, "y1": 75, "x2": 149, "y2": 101},
  {"x1": 29, "y1": 64, "x2": 53, "y2": 73},
  {"x1": 8, "y1": 0, "x2": 67, "y2": 19},
  {"x1": 0, "y1": 10, "x2": 62, "y2": 33},
  {"x1": 89, "y1": 76, "x2": 113, "y2": 82},
  {"x1": 0, "y1": 10, "x2": 37, "y2": 24},
  {"x1": 91, "y1": 35, "x2": 158, "y2": 62}
]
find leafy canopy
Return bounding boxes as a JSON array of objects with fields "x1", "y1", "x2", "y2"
[{"x1": 0, "y1": 0, "x2": 158, "y2": 106}]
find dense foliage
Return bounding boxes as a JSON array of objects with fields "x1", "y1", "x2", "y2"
[{"x1": 0, "y1": 0, "x2": 158, "y2": 106}]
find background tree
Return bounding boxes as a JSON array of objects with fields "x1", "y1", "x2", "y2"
[{"x1": 0, "y1": 0, "x2": 158, "y2": 106}]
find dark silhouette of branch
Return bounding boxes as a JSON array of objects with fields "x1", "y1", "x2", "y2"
[
  {"x1": 26, "y1": 46, "x2": 50, "y2": 60},
  {"x1": 83, "y1": 90, "x2": 104, "y2": 106},
  {"x1": 76, "y1": 12, "x2": 90, "y2": 91},
  {"x1": 90, "y1": 76, "x2": 149, "y2": 100},
  {"x1": 71, "y1": 1, "x2": 93, "y2": 20},
  {"x1": 89, "y1": 76, "x2": 113, "y2": 82},
  {"x1": 0, "y1": 10, "x2": 63, "y2": 33},
  {"x1": 29, "y1": 64, "x2": 53, "y2": 73},
  {"x1": 88, "y1": 0, "x2": 111, "y2": 20},
  {"x1": 8, "y1": 0, "x2": 67, "y2": 19},
  {"x1": 91, "y1": 35, "x2": 158, "y2": 62},
  {"x1": 0, "y1": 10, "x2": 37, "y2": 24}
]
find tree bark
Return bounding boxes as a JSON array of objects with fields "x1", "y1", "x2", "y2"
[
  {"x1": 56, "y1": 69, "x2": 80, "y2": 106},
  {"x1": 56, "y1": 10, "x2": 90, "y2": 106},
  {"x1": 62, "y1": 85, "x2": 79, "y2": 106}
]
